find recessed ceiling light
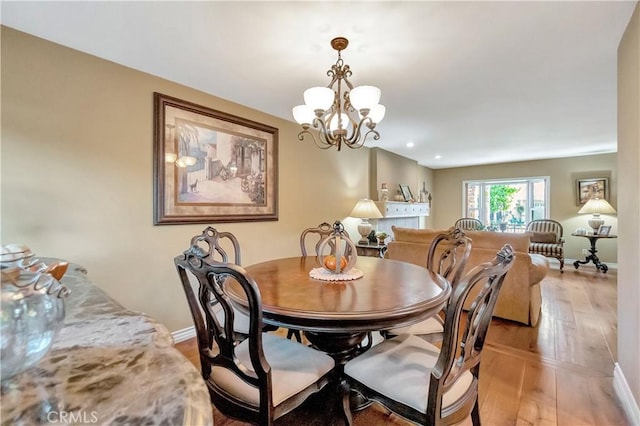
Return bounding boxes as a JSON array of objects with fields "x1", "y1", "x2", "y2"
[
  {"x1": 406, "y1": 142, "x2": 415, "y2": 148},
  {"x1": 434, "y1": 155, "x2": 442, "y2": 159}
]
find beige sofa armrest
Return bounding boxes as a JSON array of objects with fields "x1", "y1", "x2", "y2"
[{"x1": 529, "y1": 254, "x2": 550, "y2": 284}]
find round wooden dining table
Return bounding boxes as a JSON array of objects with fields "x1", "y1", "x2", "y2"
[
  {"x1": 227, "y1": 256, "x2": 450, "y2": 363},
  {"x1": 227, "y1": 255, "x2": 450, "y2": 424}
]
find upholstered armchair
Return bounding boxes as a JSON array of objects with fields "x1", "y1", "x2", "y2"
[
  {"x1": 526, "y1": 219, "x2": 565, "y2": 272},
  {"x1": 454, "y1": 217, "x2": 484, "y2": 231}
]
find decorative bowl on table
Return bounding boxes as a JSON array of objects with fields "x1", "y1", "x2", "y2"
[
  {"x1": 0, "y1": 245, "x2": 69, "y2": 382},
  {"x1": 311, "y1": 221, "x2": 363, "y2": 281}
]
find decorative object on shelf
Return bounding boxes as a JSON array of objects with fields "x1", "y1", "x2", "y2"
[
  {"x1": 380, "y1": 183, "x2": 389, "y2": 202},
  {"x1": 367, "y1": 230, "x2": 377, "y2": 243},
  {"x1": 312, "y1": 221, "x2": 361, "y2": 280},
  {"x1": 575, "y1": 227, "x2": 588, "y2": 235},
  {"x1": 394, "y1": 190, "x2": 404, "y2": 202},
  {"x1": 428, "y1": 191, "x2": 432, "y2": 208},
  {"x1": 419, "y1": 181, "x2": 428, "y2": 203},
  {"x1": 1, "y1": 245, "x2": 70, "y2": 382},
  {"x1": 577, "y1": 197, "x2": 616, "y2": 233},
  {"x1": 597, "y1": 225, "x2": 612, "y2": 236},
  {"x1": 292, "y1": 37, "x2": 385, "y2": 151},
  {"x1": 349, "y1": 199, "x2": 383, "y2": 244},
  {"x1": 154, "y1": 93, "x2": 278, "y2": 225},
  {"x1": 376, "y1": 232, "x2": 388, "y2": 244},
  {"x1": 576, "y1": 177, "x2": 609, "y2": 205},
  {"x1": 399, "y1": 184, "x2": 413, "y2": 202}
]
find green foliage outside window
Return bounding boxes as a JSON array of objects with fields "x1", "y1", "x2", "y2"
[{"x1": 489, "y1": 185, "x2": 520, "y2": 224}]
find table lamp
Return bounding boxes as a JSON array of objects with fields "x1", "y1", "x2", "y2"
[
  {"x1": 578, "y1": 198, "x2": 616, "y2": 233},
  {"x1": 349, "y1": 198, "x2": 383, "y2": 244}
]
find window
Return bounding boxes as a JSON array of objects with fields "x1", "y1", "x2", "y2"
[{"x1": 463, "y1": 177, "x2": 549, "y2": 232}]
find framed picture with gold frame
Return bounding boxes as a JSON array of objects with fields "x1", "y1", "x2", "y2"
[{"x1": 153, "y1": 93, "x2": 278, "y2": 224}]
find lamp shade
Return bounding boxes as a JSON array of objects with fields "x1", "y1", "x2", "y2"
[
  {"x1": 368, "y1": 104, "x2": 386, "y2": 123},
  {"x1": 349, "y1": 86, "x2": 381, "y2": 111},
  {"x1": 304, "y1": 87, "x2": 334, "y2": 111},
  {"x1": 349, "y1": 199, "x2": 383, "y2": 219},
  {"x1": 578, "y1": 198, "x2": 616, "y2": 215},
  {"x1": 292, "y1": 105, "x2": 315, "y2": 125}
]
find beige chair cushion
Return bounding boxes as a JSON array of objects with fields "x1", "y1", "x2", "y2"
[
  {"x1": 211, "y1": 333, "x2": 334, "y2": 407},
  {"x1": 345, "y1": 334, "x2": 474, "y2": 413},
  {"x1": 388, "y1": 316, "x2": 444, "y2": 336}
]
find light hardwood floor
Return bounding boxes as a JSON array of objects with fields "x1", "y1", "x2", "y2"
[{"x1": 175, "y1": 264, "x2": 630, "y2": 425}]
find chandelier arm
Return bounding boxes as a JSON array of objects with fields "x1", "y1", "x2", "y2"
[
  {"x1": 344, "y1": 116, "x2": 373, "y2": 145},
  {"x1": 297, "y1": 129, "x2": 334, "y2": 150},
  {"x1": 313, "y1": 117, "x2": 341, "y2": 149},
  {"x1": 344, "y1": 129, "x2": 380, "y2": 150},
  {"x1": 326, "y1": 72, "x2": 338, "y2": 88}
]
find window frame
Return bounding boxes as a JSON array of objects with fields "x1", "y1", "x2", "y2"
[{"x1": 461, "y1": 176, "x2": 550, "y2": 231}]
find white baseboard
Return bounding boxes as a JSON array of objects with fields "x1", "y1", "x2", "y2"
[
  {"x1": 614, "y1": 363, "x2": 640, "y2": 425},
  {"x1": 172, "y1": 326, "x2": 196, "y2": 343}
]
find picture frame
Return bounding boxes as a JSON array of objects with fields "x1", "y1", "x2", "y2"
[
  {"x1": 399, "y1": 184, "x2": 413, "y2": 202},
  {"x1": 576, "y1": 177, "x2": 609, "y2": 205},
  {"x1": 153, "y1": 93, "x2": 278, "y2": 224},
  {"x1": 597, "y1": 225, "x2": 612, "y2": 236}
]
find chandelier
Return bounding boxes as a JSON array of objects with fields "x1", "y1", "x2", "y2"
[{"x1": 292, "y1": 37, "x2": 385, "y2": 150}]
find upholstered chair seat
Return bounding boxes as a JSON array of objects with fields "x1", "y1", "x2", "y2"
[
  {"x1": 345, "y1": 334, "x2": 474, "y2": 413},
  {"x1": 175, "y1": 226, "x2": 335, "y2": 424},
  {"x1": 387, "y1": 227, "x2": 471, "y2": 340},
  {"x1": 344, "y1": 245, "x2": 515, "y2": 425},
  {"x1": 211, "y1": 333, "x2": 334, "y2": 407}
]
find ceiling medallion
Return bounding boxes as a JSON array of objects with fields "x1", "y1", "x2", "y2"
[{"x1": 292, "y1": 37, "x2": 385, "y2": 151}]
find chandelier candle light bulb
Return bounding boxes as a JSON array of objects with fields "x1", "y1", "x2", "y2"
[{"x1": 293, "y1": 36, "x2": 385, "y2": 150}]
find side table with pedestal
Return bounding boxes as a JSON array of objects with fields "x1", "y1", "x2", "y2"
[
  {"x1": 355, "y1": 242, "x2": 387, "y2": 258},
  {"x1": 572, "y1": 233, "x2": 617, "y2": 273}
]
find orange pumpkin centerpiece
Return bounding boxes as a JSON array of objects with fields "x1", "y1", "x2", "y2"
[
  {"x1": 323, "y1": 255, "x2": 347, "y2": 271},
  {"x1": 317, "y1": 221, "x2": 358, "y2": 274}
]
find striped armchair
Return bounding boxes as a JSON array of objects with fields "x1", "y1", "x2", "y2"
[
  {"x1": 526, "y1": 219, "x2": 564, "y2": 272},
  {"x1": 454, "y1": 217, "x2": 484, "y2": 231}
]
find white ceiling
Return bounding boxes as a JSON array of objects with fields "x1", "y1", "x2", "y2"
[{"x1": 1, "y1": 1, "x2": 636, "y2": 169}]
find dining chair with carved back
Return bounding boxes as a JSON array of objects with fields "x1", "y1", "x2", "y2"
[
  {"x1": 186, "y1": 226, "x2": 277, "y2": 339},
  {"x1": 386, "y1": 227, "x2": 472, "y2": 341},
  {"x1": 175, "y1": 246, "x2": 335, "y2": 425},
  {"x1": 343, "y1": 244, "x2": 515, "y2": 426}
]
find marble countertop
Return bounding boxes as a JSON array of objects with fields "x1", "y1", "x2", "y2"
[{"x1": 1, "y1": 260, "x2": 213, "y2": 425}]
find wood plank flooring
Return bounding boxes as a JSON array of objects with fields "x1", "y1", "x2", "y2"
[{"x1": 174, "y1": 265, "x2": 630, "y2": 425}]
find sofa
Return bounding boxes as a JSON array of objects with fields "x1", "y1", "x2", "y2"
[{"x1": 386, "y1": 226, "x2": 550, "y2": 326}]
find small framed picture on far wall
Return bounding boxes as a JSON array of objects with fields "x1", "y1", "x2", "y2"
[
  {"x1": 576, "y1": 177, "x2": 609, "y2": 205},
  {"x1": 597, "y1": 225, "x2": 612, "y2": 236}
]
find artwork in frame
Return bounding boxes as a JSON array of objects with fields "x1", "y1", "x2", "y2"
[
  {"x1": 153, "y1": 93, "x2": 278, "y2": 224},
  {"x1": 576, "y1": 177, "x2": 609, "y2": 205},
  {"x1": 597, "y1": 225, "x2": 612, "y2": 236},
  {"x1": 399, "y1": 184, "x2": 413, "y2": 202}
]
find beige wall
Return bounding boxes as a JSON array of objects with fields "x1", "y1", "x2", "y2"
[
  {"x1": 0, "y1": 27, "x2": 370, "y2": 331},
  {"x1": 617, "y1": 1, "x2": 640, "y2": 409},
  {"x1": 432, "y1": 154, "x2": 618, "y2": 263}
]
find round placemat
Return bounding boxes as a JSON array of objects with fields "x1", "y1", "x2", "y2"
[{"x1": 309, "y1": 267, "x2": 363, "y2": 281}]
